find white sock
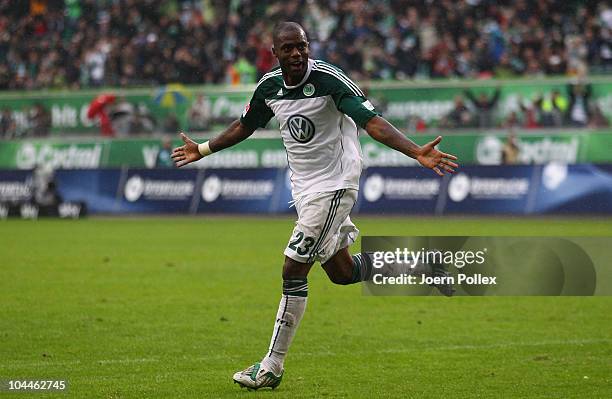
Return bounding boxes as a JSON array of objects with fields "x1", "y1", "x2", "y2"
[{"x1": 261, "y1": 278, "x2": 308, "y2": 375}]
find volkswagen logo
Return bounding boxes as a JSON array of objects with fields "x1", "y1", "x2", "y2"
[{"x1": 287, "y1": 114, "x2": 316, "y2": 143}]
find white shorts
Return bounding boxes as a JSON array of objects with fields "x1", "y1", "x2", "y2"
[{"x1": 284, "y1": 189, "x2": 359, "y2": 264}]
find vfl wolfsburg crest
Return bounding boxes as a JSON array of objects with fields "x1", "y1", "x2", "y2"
[
  {"x1": 303, "y1": 83, "x2": 315, "y2": 96},
  {"x1": 288, "y1": 114, "x2": 316, "y2": 143}
]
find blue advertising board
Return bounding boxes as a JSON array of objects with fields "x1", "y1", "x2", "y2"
[
  {"x1": 196, "y1": 168, "x2": 285, "y2": 214},
  {"x1": 531, "y1": 164, "x2": 612, "y2": 214},
  {"x1": 117, "y1": 168, "x2": 199, "y2": 214},
  {"x1": 56, "y1": 169, "x2": 121, "y2": 213},
  {"x1": 274, "y1": 168, "x2": 298, "y2": 214},
  {"x1": 0, "y1": 170, "x2": 32, "y2": 203},
  {"x1": 442, "y1": 165, "x2": 535, "y2": 215},
  {"x1": 356, "y1": 167, "x2": 443, "y2": 214},
  {"x1": 2, "y1": 164, "x2": 612, "y2": 216}
]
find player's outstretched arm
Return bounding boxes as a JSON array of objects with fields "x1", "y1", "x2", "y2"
[
  {"x1": 171, "y1": 120, "x2": 255, "y2": 167},
  {"x1": 364, "y1": 115, "x2": 458, "y2": 176}
]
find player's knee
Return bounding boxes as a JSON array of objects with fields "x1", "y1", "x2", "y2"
[
  {"x1": 327, "y1": 268, "x2": 353, "y2": 285},
  {"x1": 282, "y1": 257, "x2": 310, "y2": 280},
  {"x1": 282, "y1": 269, "x2": 305, "y2": 280}
]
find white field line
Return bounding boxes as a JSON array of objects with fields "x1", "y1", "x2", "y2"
[{"x1": 5, "y1": 338, "x2": 611, "y2": 368}]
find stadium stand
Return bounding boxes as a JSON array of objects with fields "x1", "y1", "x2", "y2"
[
  {"x1": 1, "y1": 0, "x2": 611, "y2": 90},
  {"x1": 1, "y1": 0, "x2": 611, "y2": 137}
]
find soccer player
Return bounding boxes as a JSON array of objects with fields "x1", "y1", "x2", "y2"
[{"x1": 171, "y1": 22, "x2": 458, "y2": 390}]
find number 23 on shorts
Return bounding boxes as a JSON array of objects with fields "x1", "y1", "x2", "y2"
[{"x1": 287, "y1": 231, "x2": 315, "y2": 256}]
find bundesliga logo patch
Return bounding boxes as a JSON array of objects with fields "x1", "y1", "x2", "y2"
[{"x1": 242, "y1": 103, "x2": 250, "y2": 117}]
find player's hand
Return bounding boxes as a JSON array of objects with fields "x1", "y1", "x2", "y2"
[
  {"x1": 171, "y1": 132, "x2": 203, "y2": 167},
  {"x1": 416, "y1": 136, "x2": 458, "y2": 176}
]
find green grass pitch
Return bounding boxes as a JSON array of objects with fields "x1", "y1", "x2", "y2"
[{"x1": 1, "y1": 217, "x2": 611, "y2": 398}]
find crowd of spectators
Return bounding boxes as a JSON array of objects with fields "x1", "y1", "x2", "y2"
[
  {"x1": 0, "y1": 103, "x2": 51, "y2": 138},
  {"x1": 438, "y1": 81, "x2": 609, "y2": 130},
  {"x1": 1, "y1": 0, "x2": 612, "y2": 90}
]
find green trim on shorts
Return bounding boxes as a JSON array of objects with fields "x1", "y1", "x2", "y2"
[{"x1": 307, "y1": 189, "x2": 346, "y2": 263}]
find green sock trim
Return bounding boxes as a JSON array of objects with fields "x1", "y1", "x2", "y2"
[
  {"x1": 283, "y1": 278, "x2": 308, "y2": 296},
  {"x1": 350, "y1": 253, "x2": 373, "y2": 283},
  {"x1": 351, "y1": 255, "x2": 362, "y2": 283}
]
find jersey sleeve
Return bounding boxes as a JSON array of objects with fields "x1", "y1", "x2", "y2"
[
  {"x1": 240, "y1": 87, "x2": 274, "y2": 130},
  {"x1": 330, "y1": 74, "x2": 380, "y2": 128}
]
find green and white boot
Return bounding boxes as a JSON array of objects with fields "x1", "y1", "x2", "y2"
[{"x1": 232, "y1": 362, "x2": 283, "y2": 390}]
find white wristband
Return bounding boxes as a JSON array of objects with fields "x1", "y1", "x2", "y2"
[{"x1": 197, "y1": 141, "x2": 213, "y2": 157}]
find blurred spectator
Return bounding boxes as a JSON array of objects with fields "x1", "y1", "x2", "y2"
[
  {"x1": 406, "y1": 115, "x2": 427, "y2": 133},
  {"x1": 519, "y1": 95, "x2": 541, "y2": 129},
  {"x1": 156, "y1": 137, "x2": 174, "y2": 168},
  {"x1": 539, "y1": 90, "x2": 568, "y2": 127},
  {"x1": 132, "y1": 104, "x2": 156, "y2": 134},
  {"x1": 588, "y1": 104, "x2": 610, "y2": 128},
  {"x1": 567, "y1": 82, "x2": 592, "y2": 126},
  {"x1": 503, "y1": 111, "x2": 522, "y2": 130},
  {"x1": 87, "y1": 94, "x2": 116, "y2": 137},
  {"x1": 1, "y1": 0, "x2": 611, "y2": 90},
  {"x1": 502, "y1": 131, "x2": 520, "y2": 165},
  {"x1": 464, "y1": 88, "x2": 501, "y2": 128},
  {"x1": 255, "y1": 31, "x2": 275, "y2": 80},
  {"x1": 28, "y1": 102, "x2": 51, "y2": 137},
  {"x1": 231, "y1": 53, "x2": 257, "y2": 85},
  {"x1": 566, "y1": 35, "x2": 588, "y2": 77},
  {"x1": 0, "y1": 107, "x2": 16, "y2": 138},
  {"x1": 109, "y1": 100, "x2": 156, "y2": 136},
  {"x1": 494, "y1": 53, "x2": 519, "y2": 78},
  {"x1": 440, "y1": 95, "x2": 473, "y2": 128},
  {"x1": 187, "y1": 94, "x2": 212, "y2": 132},
  {"x1": 0, "y1": 64, "x2": 11, "y2": 90},
  {"x1": 33, "y1": 165, "x2": 62, "y2": 207},
  {"x1": 109, "y1": 98, "x2": 136, "y2": 136},
  {"x1": 162, "y1": 113, "x2": 180, "y2": 134},
  {"x1": 83, "y1": 41, "x2": 109, "y2": 87}
]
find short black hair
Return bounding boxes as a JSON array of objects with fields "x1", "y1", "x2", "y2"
[{"x1": 272, "y1": 22, "x2": 306, "y2": 42}]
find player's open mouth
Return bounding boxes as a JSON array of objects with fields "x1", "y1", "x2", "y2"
[{"x1": 290, "y1": 61, "x2": 304, "y2": 71}]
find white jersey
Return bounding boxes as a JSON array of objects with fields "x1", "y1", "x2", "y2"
[{"x1": 240, "y1": 59, "x2": 379, "y2": 198}]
